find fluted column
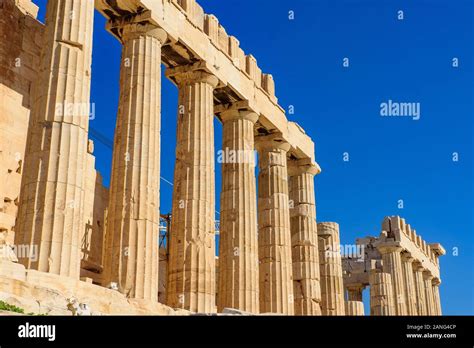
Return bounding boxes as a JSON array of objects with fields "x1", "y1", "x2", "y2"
[
  {"x1": 413, "y1": 261, "x2": 427, "y2": 315},
  {"x1": 401, "y1": 253, "x2": 418, "y2": 315},
  {"x1": 102, "y1": 22, "x2": 167, "y2": 301},
  {"x1": 288, "y1": 158, "x2": 321, "y2": 315},
  {"x1": 167, "y1": 69, "x2": 218, "y2": 313},
  {"x1": 317, "y1": 222, "x2": 345, "y2": 315},
  {"x1": 432, "y1": 279, "x2": 442, "y2": 315},
  {"x1": 377, "y1": 243, "x2": 407, "y2": 315},
  {"x1": 346, "y1": 283, "x2": 364, "y2": 302},
  {"x1": 255, "y1": 133, "x2": 294, "y2": 315},
  {"x1": 217, "y1": 109, "x2": 259, "y2": 313},
  {"x1": 345, "y1": 301, "x2": 364, "y2": 316},
  {"x1": 423, "y1": 271, "x2": 435, "y2": 315},
  {"x1": 370, "y1": 270, "x2": 395, "y2": 315},
  {"x1": 15, "y1": 0, "x2": 95, "y2": 278}
]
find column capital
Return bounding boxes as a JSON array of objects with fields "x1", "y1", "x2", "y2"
[
  {"x1": 375, "y1": 241, "x2": 403, "y2": 254},
  {"x1": 401, "y1": 251, "x2": 415, "y2": 263},
  {"x1": 220, "y1": 108, "x2": 259, "y2": 124},
  {"x1": 166, "y1": 62, "x2": 219, "y2": 88},
  {"x1": 432, "y1": 278, "x2": 441, "y2": 286},
  {"x1": 287, "y1": 157, "x2": 321, "y2": 177},
  {"x1": 412, "y1": 260, "x2": 424, "y2": 271},
  {"x1": 317, "y1": 222, "x2": 340, "y2": 239},
  {"x1": 120, "y1": 23, "x2": 167, "y2": 43},
  {"x1": 254, "y1": 132, "x2": 290, "y2": 152},
  {"x1": 107, "y1": 11, "x2": 167, "y2": 44},
  {"x1": 174, "y1": 69, "x2": 219, "y2": 88},
  {"x1": 423, "y1": 271, "x2": 434, "y2": 280}
]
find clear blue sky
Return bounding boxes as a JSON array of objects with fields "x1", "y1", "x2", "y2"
[{"x1": 33, "y1": 0, "x2": 473, "y2": 315}]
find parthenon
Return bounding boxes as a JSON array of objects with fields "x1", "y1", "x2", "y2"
[
  {"x1": 0, "y1": 0, "x2": 444, "y2": 315},
  {"x1": 343, "y1": 216, "x2": 445, "y2": 316}
]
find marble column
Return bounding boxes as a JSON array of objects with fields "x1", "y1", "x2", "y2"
[
  {"x1": 102, "y1": 22, "x2": 167, "y2": 301},
  {"x1": 15, "y1": 0, "x2": 95, "y2": 278},
  {"x1": 288, "y1": 158, "x2": 322, "y2": 315},
  {"x1": 318, "y1": 222, "x2": 345, "y2": 315},
  {"x1": 423, "y1": 271, "x2": 435, "y2": 315},
  {"x1": 413, "y1": 261, "x2": 427, "y2": 315},
  {"x1": 255, "y1": 133, "x2": 294, "y2": 315},
  {"x1": 370, "y1": 270, "x2": 395, "y2": 316},
  {"x1": 217, "y1": 109, "x2": 259, "y2": 313},
  {"x1": 345, "y1": 300, "x2": 364, "y2": 316},
  {"x1": 377, "y1": 243, "x2": 407, "y2": 315},
  {"x1": 401, "y1": 252, "x2": 418, "y2": 315},
  {"x1": 432, "y1": 278, "x2": 442, "y2": 315},
  {"x1": 167, "y1": 69, "x2": 218, "y2": 313},
  {"x1": 346, "y1": 283, "x2": 364, "y2": 302}
]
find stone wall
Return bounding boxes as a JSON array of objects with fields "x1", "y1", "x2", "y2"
[
  {"x1": 0, "y1": 0, "x2": 41, "y2": 246},
  {"x1": 0, "y1": 0, "x2": 109, "y2": 279},
  {"x1": 81, "y1": 142, "x2": 109, "y2": 283}
]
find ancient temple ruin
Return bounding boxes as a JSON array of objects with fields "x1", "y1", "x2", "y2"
[
  {"x1": 343, "y1": 216, "x2": 445, "y2": 316},
  {"x1": 0, "y1": 0, "x2": 444, "y2": 315}
]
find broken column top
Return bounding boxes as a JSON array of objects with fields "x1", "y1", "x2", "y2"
[{"x1": 317, "y1": 222, "x2": 340, "y2": 238}]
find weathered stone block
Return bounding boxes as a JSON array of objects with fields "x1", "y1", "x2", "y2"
[{"x1": 204, "y1": 14, "x2": 219, "y2": 43}]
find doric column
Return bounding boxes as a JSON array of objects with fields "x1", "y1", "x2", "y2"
[
  {"x1": 413, "y1": 261, "x2": 427, "y2": 315},
  {"x1": 317, "y1": 222, "x2": 345, "y2": 315},
  {"x1": 288, "y1": 158, "x2": 322, "y2": 315},
  {"x1": 15, "y1": 0, "x2": 95, "y2": 278},
  {"x1": 167, "y1": 69, "x2": 218, "y2": 313},
  {"x1": 401, "y1": 252, "x2": 418, "y2": 315},
  {"x1": 255, "y1": 133, "x2": 294, "y2": 315},
  {"x1": 377, "y1": 243, "x2": 407, "y2": 315},
  {"x1": 102, "y1": 22, "x2": 167, "y2": 301},
  {"x1": 217, "y1": 108, "x2": 259, "y2": 313},
  {"x1": 370, "y1": 270, "x2": 395, "y2": 315},
  {"x1": 346, "y1": 283, "x2": 364, "y2": 302},
  {"x1": 432, "y1": 279, "x2": 442, "y2": 315},
  {"x1": 345, "y1": 301, "x2": 364, "y2": 316},
  {"x1": 423, "y1": 271, "x2": 435, "y2": 315}
]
